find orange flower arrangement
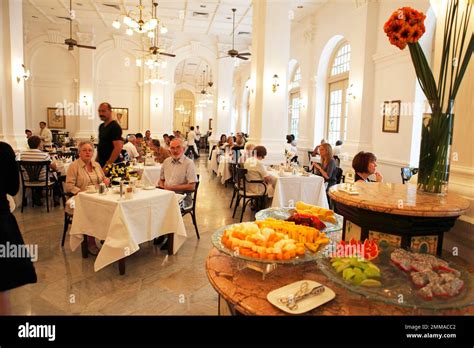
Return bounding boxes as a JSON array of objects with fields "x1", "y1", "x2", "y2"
[
  {"x1": 383, "y1": 7, "x2": 426, "y2": 50},
  {"x1": 383, "y1": 1, "x2": 473, "y2": 194}
]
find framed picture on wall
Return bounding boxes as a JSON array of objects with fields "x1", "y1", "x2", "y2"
[
  {"x1": 112, "y1": 107, "x2": 128, "y2": 130},
  {"x1": 47, "y1": 107, "x2": 66, "y2": 129},
  {"x1": 382, "y1": 100, "x2": 400, "y2": 133}
]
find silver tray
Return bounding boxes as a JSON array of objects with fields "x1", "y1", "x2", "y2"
[
  {"x1": 211, "y1": 224, "x2": 329, "y2": 265},
  {"x1": 316, "y1": 246, "x2": 474, "y2": 310}
]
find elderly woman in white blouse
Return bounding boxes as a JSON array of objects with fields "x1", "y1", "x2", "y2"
[{"x1": 65, "y1": 141, "x2": 109, "y2": 254}]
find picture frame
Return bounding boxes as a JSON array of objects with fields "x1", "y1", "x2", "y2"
[
  {"x1": 47, "y1": 107, "x2": 66, "y2": 129},
  {"x1": 382, "y1": 100, "x2": 400, "y2": 133},
  {"x1": 112, "y1": 107, "x2": 128, "y2": 130}
]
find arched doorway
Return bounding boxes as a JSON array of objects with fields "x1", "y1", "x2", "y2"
[
  {"x1": 173, "y1": 56, "x2": 215, "y2": 135},
  {"x1": 173, "y1": 89, "x2": 195, "y2": 134}
]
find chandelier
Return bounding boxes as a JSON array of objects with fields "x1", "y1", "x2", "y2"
[
  {"x1": 136, "y1": 55, "x2": 167, "y2": 69},
  {"x1": 196, "y1": 71, "x2": 213, "y2": 108},
  {"x1": 112, "y1": 1, "x2": 167, "y2": 37},
  {"x1": 199, "y1": 66, "x2": 213, "y2": 95},
  {"x1": 144, "y1": 67, "x2": 168, "y2": 85}
]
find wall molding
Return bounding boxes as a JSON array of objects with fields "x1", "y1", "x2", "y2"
[{"x1": 372, "y1": 50, "x2": 411, "y2": 67}]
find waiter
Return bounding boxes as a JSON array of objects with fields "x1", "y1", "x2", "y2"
[
  {"x1": 97, "y1": 102, "x2": 123, "y2": 169},
  {"x1": 38, "y1": 122, "x2": 52, "y2": 146}
]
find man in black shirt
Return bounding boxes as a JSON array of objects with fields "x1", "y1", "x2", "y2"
[{"x1": 97, "y1": 102, "x2": 123, "y2": 169}]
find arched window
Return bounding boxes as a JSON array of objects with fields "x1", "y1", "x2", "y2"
[
  {"x1": 327, "y1": 41, "x2": 350, "y2": 145},
  {"x1": 288, "y1": 65, "x2": 301, "y2": 138}
]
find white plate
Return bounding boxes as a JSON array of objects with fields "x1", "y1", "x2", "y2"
[
  {"x1": 267, "y1": 280, "x2": 335, "y2": 314},
  {"x1": 144, "y1": 186, "x2": 156, "y2": 190}
]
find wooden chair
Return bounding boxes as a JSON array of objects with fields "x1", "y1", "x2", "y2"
[
  {"x1": 401, "y1": 167, "x2": 418, "y2": 184},
  {"x1": 58, "y1": 175, "x2": 74, "y2": 247},
  {"x1": 232, "y1": 167, "x2": 267, "y2": 222},
  {"x1": 56, "y1": 151, "x2": 77, "y2": 160},
  {"x1": 180, "y1": 174, "x2": 200, "y2": 239},
  {"x1": 18, "y1": 160, "x2": 55, "y2": 212},
  {"x1": 335, "y1": 167, "x2": 344, "y2": 184},
  {"x1": 229, "y1": 163, "x2": 242, "y2": 209}
]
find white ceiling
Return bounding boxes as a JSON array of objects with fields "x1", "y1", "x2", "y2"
[
  {"x1": 174, "y1": 57, "x2": 214, "y2": 90},
  {"x1": 24, "y1": 0, "x2": 325, "y2": 38},
  {"x1": 24, "y1": 0, "x2": 326, "y2": 87},
  {"x1": 24, "y1": 0, "x2": 254, "y2": 38}
]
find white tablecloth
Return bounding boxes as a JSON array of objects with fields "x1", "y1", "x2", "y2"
[
  {"x1": 54, "y1": 160, "x2": 72, "y2": 176},
  {"x1": 208, "y1": 149, "x2": 219, "y2": 175},
  {"x1": 269, "y1": 171, "x2": 329, "y2": 208},
  {"x1": 217, "y1": 155, "x2": 233, "y2": 184},
  {"x1": 69, "y1": 188, "x2": 187, "y2": 272},
  {"x1": 133, "y1": 164, "x2": 162, "y2": 187}
]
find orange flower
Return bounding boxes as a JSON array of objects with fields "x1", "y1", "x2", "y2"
[{"x1": 384, "y1": 7, "x2": 426, "y2": 50}]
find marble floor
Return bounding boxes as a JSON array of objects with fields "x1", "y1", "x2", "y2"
[{"x1": 8, "y1": 156, "x2": 256, "y2": 315}]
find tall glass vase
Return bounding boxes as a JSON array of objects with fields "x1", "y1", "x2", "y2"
[{"x1": 417, "y1": 111, "x2": 454, "y2": 194}]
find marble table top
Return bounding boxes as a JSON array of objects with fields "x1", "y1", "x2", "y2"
[
  {"x1": 328, "y1": 183, "x2": 470, "y2": 217},
  {"x1": 206, "y1": 248, "x2": 474, "y2": 316}
]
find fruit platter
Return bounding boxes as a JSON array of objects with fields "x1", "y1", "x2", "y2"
[
  {"x1": 255, "y1": 201, "x2": 343, "y2": 234},
  {"x1": 211, "y1": 218, "x2": 331, "y2": 265},
  {"x1": 317, "y1": 243, "x2": 474, "y2": 309}
]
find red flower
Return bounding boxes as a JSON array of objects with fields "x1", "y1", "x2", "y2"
[{"x1": 384, "y1": 7, "x2": 426, "y2": 50}]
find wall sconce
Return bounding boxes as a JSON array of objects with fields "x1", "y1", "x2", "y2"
[
  {"x1": 17, "y1": 64, "x2": 30, "y2": 83},
  {"x1": 221, "y1": 99, "x2": 227, "y2": 111},
  {"x1": 154, "y1": 97, "x2": 159, "y2": 108},
  {"x1": 272, "y1": 74, "x2": 279, "y2": 93},
  {"x1": 347, "y1": 83, "x2": 356, "y2": 99}
]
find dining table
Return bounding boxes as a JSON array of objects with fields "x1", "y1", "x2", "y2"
[
  {"x1": 217, "y1": 153, "x2": 233, "y2": 184},
  {"x1": 69, "y1": 187, "x2": 187, "y2": 274},
  {"x1": 208, "y1": 148, "x2": 219, "y2": 175},
  {"x1": 133, "y1": 163, "x2": 162, "y2": 187},
  {"x1": 268, "y1": 168, "x2": 329, "y2": 208}
]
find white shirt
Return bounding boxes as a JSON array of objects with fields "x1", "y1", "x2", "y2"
[
  {"x1": 333, "y1": 145, "x2": 342, "y2": 156},
  {"x1": 38, "y1": 127, "x2": 53, "y2": 145},
  {"x1": 284, "y1": 143, "x2": 298, "y2": 158},
  {"x1": 244, "y1": 157, "x2": 269, "y2": 195},
  {"x1": 195, "y1": 129, "x2": 201, "y2": 141},
  {"x1": 123, "y1": 142, "x2": 139, "y2": 159},
  {"x1": 187, "y1": 130, "x2": 197, "y2": 145}
]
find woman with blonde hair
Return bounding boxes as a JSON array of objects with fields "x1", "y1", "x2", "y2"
[
  {"x1": 66, "y1": 141, "x2": 109, "y2": 255},
  {"x1": 312, "y1": 143, "x2": 338, "y2": 189}
]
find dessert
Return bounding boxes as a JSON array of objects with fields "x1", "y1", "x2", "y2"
[
  {"x1": 390, "y1": 248, "x2": 464, "y2": 300},
  {"x1": 220, "y1": 219, "x2": 329, "y2": 261}
]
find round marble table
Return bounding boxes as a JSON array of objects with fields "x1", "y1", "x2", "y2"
[
  {"x1": 328, "y1": 183, "x2": 470, "y2": 255},
  {"x1": 206, "y1": 248, "x2": 474, "y2": 316}
]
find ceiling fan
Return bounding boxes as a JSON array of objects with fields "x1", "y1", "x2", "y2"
[
  {"x1": 134, "y1": 18, "x2": 176, "y2": 58},
  {"x1": 46, "y1": 0, "x2": 96, "y2": 51},
  {"x1": 219, "y1": 8, "x2": 251, "y2": 60}
]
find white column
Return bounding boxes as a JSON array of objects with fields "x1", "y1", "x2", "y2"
[
  {"x1": 249, "y1": 0, "x2": 291, "y2": 162},
  {"x1": 75, "y1": 32, "x2": 96, "y2": 139},
  {"x1": 215, "y1": 54, "x2": 235, "y2": 138},
  {"x1": 149, "y1": 82, "x2": 166, "y2": 137},
  {"x1": 0, "y1": 0, "x2": 26, "y2": 149},
  {"x1": 343, "y1": 2, "x2": 378, "y2": 155}
]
